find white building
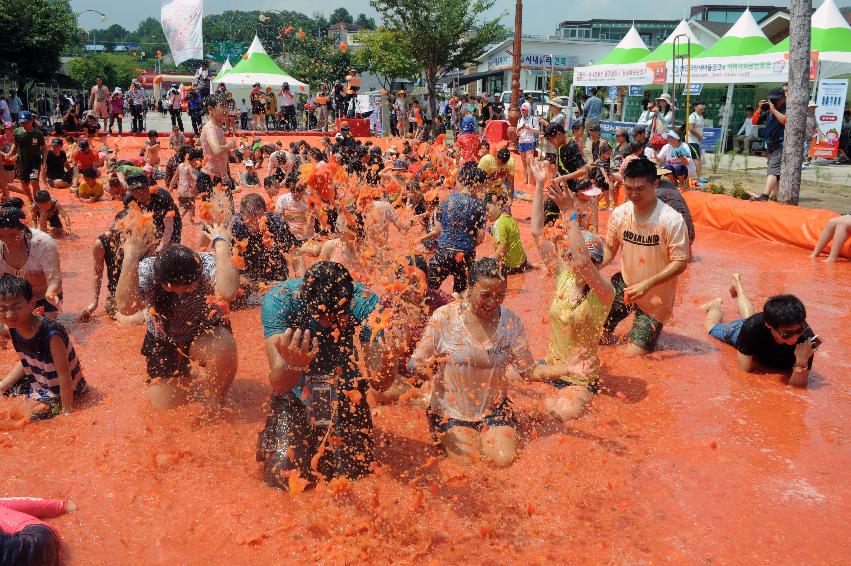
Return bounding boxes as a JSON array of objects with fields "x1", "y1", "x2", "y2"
[{"x1": 447, "y1": 37, "x2": 616, "y2": 95}]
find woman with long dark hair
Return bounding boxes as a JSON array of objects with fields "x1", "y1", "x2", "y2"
[{"x1": 114, "y1": 221, "x2": 239, "y2": 411}]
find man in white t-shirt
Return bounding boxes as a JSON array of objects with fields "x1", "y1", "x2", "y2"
[
  {"x1": 274, "y1": 180, "x2": 314, "y2": 243},
  {"x1": 601, "y1": 157, "x2": 690, "y2": 355},
  {"x1": 687, "y1": 100, "x2": 705, "y2": 177}
]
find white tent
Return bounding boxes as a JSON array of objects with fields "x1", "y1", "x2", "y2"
[{"x1": 212, "y1": 36, "x2": 310, "y2": 102}]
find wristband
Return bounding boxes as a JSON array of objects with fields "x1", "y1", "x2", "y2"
[
  {"x1": 210, "y1": 235, "x2": 229, "y2": 248},
  {"x1": 568, "y1": 212, "x2": 578, "y2": 223}
]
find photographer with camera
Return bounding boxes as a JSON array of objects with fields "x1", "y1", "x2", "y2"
[{"x1": 752, "y1": 87, "x2": 787, "y2": 201}]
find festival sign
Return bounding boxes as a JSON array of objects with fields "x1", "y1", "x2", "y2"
[
  {"x1": 575, "y1": 53, "x2": 819, "y2": 87},
  {"x1": 488, "y1": 53, "x2": 578, "y2": 71},
  {"x1": 161, "y1": 0, "x2": 204, "y2": 65},
  {"x1": 811, "y1": 78, "x2": 848, "y2": 159}
]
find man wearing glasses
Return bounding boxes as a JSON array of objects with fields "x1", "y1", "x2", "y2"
[{"x1": 702, "y1": 274, "x2": 819, "y2": 386}]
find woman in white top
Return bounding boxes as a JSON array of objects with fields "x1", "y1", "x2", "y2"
[
  {"x1": 0, "y1": 207, "x2": 62, "y2": 316},
  {"x1": 516, "y1": 102, "x2": 540, "y2": 186},
  {"x1": 652, "y1": 94, "x2": 674, "y2": 135},
  {"x1": 412, "y1": 257, "x2": 544, "y2": 467}
]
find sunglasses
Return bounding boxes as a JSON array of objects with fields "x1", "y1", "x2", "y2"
[{"x1": 772, "y1": 324, "x2": 806, "y2": 339}]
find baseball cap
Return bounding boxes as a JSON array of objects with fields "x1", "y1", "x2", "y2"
[
  {"x1": 78, "y1": 139, "x2": 90, "y2": 150},
  {"x1": 125, "y1": 173, "x2": 149, "y2": 190},
  {"x1": 244, "y1": 159, "x2": 255, "y2": 167},
  {"x1": 587, "y1": 123, "x2": 601, "y2": 132},
  {"x1": 460, "y1": 116, "x2": 476, "y2": 134},
  {"x1": 51, "y1": 138, "x2": 62, "y2": 146},
  {"x1": 662, "y1": 130, "x2": 680, "y2": 140},
  {"x1": 340, "y1": 121, "x2": 350, "y2": 130},
  {"x1": 18, "y1": 111, "x2": 33, "y2": 123},
  {"x1": 767, "y1": 88, "x2": 785, "y2": 100}
]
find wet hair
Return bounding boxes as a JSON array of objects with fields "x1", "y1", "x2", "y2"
[
  {"x1": 1, "y1": 197, "x2": 25, "y2": 210},
  {"x1": 623, "y1": 157, "x2": 658, "y2": 184},
  {"x1": 148, "y1": 130, "x2": 158, "y2": 138},
  {"x1": 240, "y1": 193, "x2": 266, "y2": 215},
  {"x1": 479, "y1": 140, "x2": 491, "y2": 150},
  {"x1": 483, "y1": 192, "x2": 509, "y2": 208},
  {"x1": 457, "y1": 161, "x2": 486, "y2": 187},
  {"x1": 0, "y1": 274, "x2": 33, "y2": 302},
  {"x1": 309, "y1": 147, "x2": 326, "y2": 162},
  {"x1": 154, "y1": 246, "x2": 202, "y2": 288},
  {"x1": 265, "y1": 176, "x2": 282, "y2": 189},
  {"x1": 543, "y1": 198, "x2": 561, "y2": 226},
  {"x1": 763, "y1": 295, "x2": 806, "y2": 328},
  {"x1": 495, "y1": 148, "x2": 510, "y2": 163},
  {"x1": 205, "y1": 93, "x2": 227, "y2": 110},
  {"x1": 0, "y1": 207, "x2": 27, "y2": 230},
  {"x1": 468, "y1": 257, "x2": 506, "y2": 288},
  {"x1": 301, "y1": 261, "x2": 355, "y2": 316},
  {"x1": 187, "y1": 148, "x2": 203, "y2": 161},
  {"x1": 81, "y1": 167, "x2": 98, "y2": 179},
  {"x1": 34, "y1": 190, "x2": 52, "y2": 204}
]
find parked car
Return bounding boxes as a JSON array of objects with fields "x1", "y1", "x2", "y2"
[{"x1": 498, "y1": 90, "x2": 550, "y2": 117}]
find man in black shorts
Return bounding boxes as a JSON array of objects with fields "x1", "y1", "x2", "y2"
[
  {"x1": 7, "y1": 112, "x2": 46, "y2": 201},
  {"x1": 123, "y1": 173, "x2": 182, "y2": 249}
]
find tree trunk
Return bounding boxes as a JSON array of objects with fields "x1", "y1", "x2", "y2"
[
  {"x1": 778, "y1": 0, "x2": 812, "y2": 206},
  {"x1": 426, "y1": 69, "x2": 438, "y2": 138}
]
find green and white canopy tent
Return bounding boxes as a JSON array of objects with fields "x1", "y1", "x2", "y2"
[
  {"x1": 216, "y1": 58, "x2": 233, "y2": 79},
  {"x1": 640, "y1": 20, "x2": 705, "y2": 62},
  {"x1": 212, "y1": 36, "x2": 309, "y2": 100},
  {"x1": 696, "y1": 9, "x2": 773, "y2": 59},
  {"x1": 764, "y1": 0, "x2": 851, "y2": 79},
  {"x1": 594, "y1": 27, "x2": 650, "y2": 65}
]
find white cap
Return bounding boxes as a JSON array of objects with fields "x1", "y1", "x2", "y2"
[
  {"x1": 245, "y1": 159, "x2": 255, "y2": 167},
  {"x1": 662, "y1": 130, "x2": 680, "y2": 141}
]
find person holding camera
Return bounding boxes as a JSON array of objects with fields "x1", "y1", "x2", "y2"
[
  {"x1": 166, "y1": 84, "x2": 184, "y2": 133},
  {"x1": 702, "y1": 276, "x2": 819, "y2": 387},
  {"x1": 752, "y1": 88, "x2": 787, "y2": 201}
]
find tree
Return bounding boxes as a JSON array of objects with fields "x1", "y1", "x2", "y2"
[
  {"x1": 370, "y1": 0, "x2": 504, "y2": 132},
  {"x1": 779, "y1": 0, "x2": 813, "y2": 206},
  {"x1": 289, "y1": 36, "x2": 364, "y2": 88},
  {"x1": 86, "y1": 24, "x2": 130, "y2": 50},
  {"x1": 355, "y1": 28, "x2": 420, "y2": 89},
  {"x1": 329, "y1": 8, "x2": 354, "y2": 26},
  {"x1": 67, "y1": 53, "x2": 140, "y2": 91},
  {"x1": 0, "y1": 0, "x2": 82, "y2": 83},
  {"x1": 355, "y1": 14, "x2": 377, "y2": 30}
]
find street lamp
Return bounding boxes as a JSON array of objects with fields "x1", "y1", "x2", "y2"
[{"x1": 76, "y1": 9, "x2": 107, "y2": 51}]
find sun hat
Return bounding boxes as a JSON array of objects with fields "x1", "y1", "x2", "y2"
[{"x1": 657, "y1": 93, "x2": 673, "y2": 105}]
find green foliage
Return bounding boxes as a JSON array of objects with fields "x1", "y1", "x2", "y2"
[
  {"x1": 355, "y1": 14, "x2": 377, "y2": 30},
  {"x1": 371, "y1": 0, "x2": 504, "y2": 128},
  {"x1": 707, "y1": 183, "x2": 726, "y2": 194},
  {"x1": 355, "y1": 28, "x2": 420, "y2": 89},
  {"x1": 66, "y1": 53, "x2": 140, "y2": 91},
  {"x1": 0, "y1": 0, "x2": 82, "y2": 82},
  {"x1": 730, "y1": 182, "x2": 751, "y2": 200},
  {"x1": 288, "y1": 36, "x2": 363, "y2": 88},
  {"x1": 330, "y1": 8, "x2": 354, "y2": 25}
]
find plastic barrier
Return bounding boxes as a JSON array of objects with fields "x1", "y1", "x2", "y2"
[
  {"x1": 484, "y1": 120, "x2": 509, "y2": 145},
  {"x1": 682, "y1": 191, "x2": 851, "y2": 259}
]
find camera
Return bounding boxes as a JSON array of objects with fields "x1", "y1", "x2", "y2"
[{"x1": 760, "y1": 101, "x2": 770, "y2": 112}]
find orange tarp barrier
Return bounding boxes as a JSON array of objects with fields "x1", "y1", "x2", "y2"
[{"x1": 682, "y1": 191, "x2": 851, "y2": 259}]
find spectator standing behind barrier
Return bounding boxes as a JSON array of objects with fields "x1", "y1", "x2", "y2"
[
  {"x1": 733, "y1": 107, "x2": 758, "y2": 153},
  {"x1": 583, "y1": 88, "x2": 602, "y2": 131},
  {"x1": 128, "y1": 79, "x2": 147, "y2": 134},
  {"x1": 88, "y1": 78, "x2": 110, "y2": 132},
  {"x1": 752, "y1": 88, "x2": 787, "y2": 201},
  {"x1": 166, "y1": 84, "x2": 184, "y2": 133}
]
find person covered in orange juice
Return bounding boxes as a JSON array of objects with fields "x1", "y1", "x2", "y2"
[
  {"x1": 483, "y1": 192, "x2": 530, "y2": 274},
  {"x1": 122, "y1": 173, "x2": 181, "y2": 250},
  {"x1": 142, "y1": 130, "x2": 161, "y2": 171},
  {"x1": 0, "y1": 497, "x2": 78, "y2": 566},
  {"x1": 411, "y1": 257, "x2": 540, "y2": 467},
  {"x1": 114, "y1": 220, "x2": 238, "y2": 412},
  {"x1": 702, "y1": 279, "x2": 819, "y2": 387},
  {"x1": 71, "y1": 167, "x2": 104, "y2": 203},
  {"x1": 0, "y1": 274, "x2": 86, "y2": 420},
  {"x1": 258, "y1": 261, "x2": 403, "y2": 490},
  {"x1": 811, "y1": 214, "x2": 851, "y2": 263},
  {"x1": 168, "y1": 147, "x2": 202, "y2": 224},
  {"x1": 530, "y1": 158, "x2": 615, "y2": 420},
  {"x1": 455, "y1": 116, "x2": 480, "y2": 164},
  {"x1": 478, "y1": 147, "x2": 515, "y2": 200},
  {"x1": 31, "y1": 190, "x2": 71, "y2": 237},
  {"x1": 197, "y1": 94, "x2": 236, "y2": 202},
  {"x1": 600, "y1": 158, "x2": 689, "y2": 355}
]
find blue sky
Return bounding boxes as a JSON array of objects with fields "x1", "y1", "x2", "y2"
[{"x1": 71, "y1": 0, "x2": 822, "y2": 37}]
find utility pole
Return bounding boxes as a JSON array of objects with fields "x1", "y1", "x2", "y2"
[
  {"x1": 779, "y1": 0, "x2": 813, "y2": 205},
  {"x1": 507, "y1": 0, "x2": 522, "y2": 151}
]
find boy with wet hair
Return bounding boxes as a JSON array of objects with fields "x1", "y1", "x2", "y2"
[
  {"x1": 31, "y1": 190, "x2": 71, "y2": 236},
  {"x1": 73, "y1": 167, "x2": 104, "y2": 202},
  {"x1": 702, "y1": 276, "x2": 818, "y2": 386},
  {"x1": 0, "y1": 274, "x2": 87, "y2": 419}
]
